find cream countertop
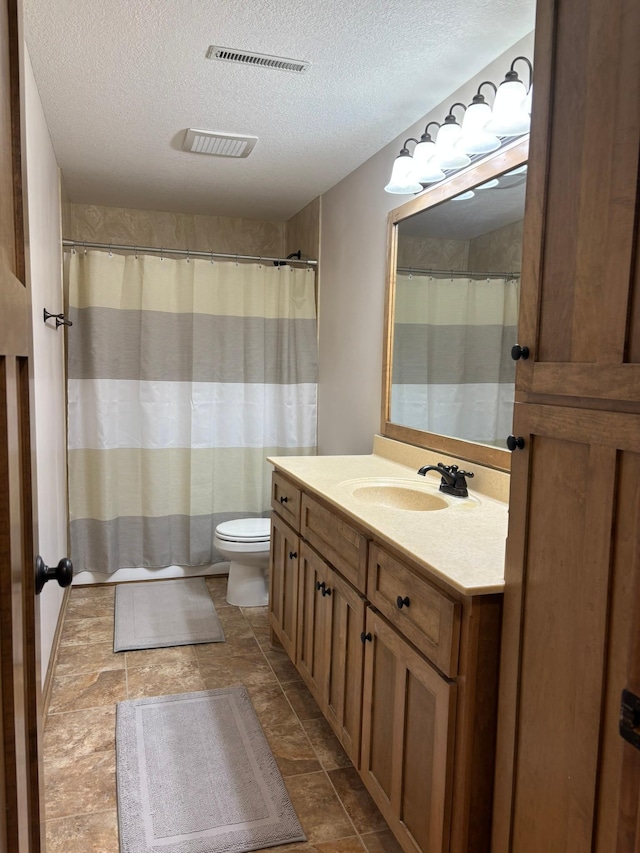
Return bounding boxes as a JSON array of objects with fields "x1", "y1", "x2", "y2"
[{"x1": 268, "y1": 437, "x2": 508, "y2": 596}]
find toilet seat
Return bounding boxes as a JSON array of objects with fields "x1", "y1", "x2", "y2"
[{"x1": 215, "y1": 518, "x2": 270, "y2": 544}]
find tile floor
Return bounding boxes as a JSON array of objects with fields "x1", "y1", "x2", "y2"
[{"x1": 43, "y1": 577, "x2": 403, "y2": 853}]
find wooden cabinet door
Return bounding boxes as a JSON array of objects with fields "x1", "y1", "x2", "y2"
[
  {"x1": 0, "y1": 1, "x2": 44, "y2": 849},
  {"x1": 493, "y1": 402, "x2": 640, "y2": 851},
  {"x1": 268, "y1": 513, "x2": 299, "y2": 659},
  {"x1": 296, "y1": 542, "x2": 328, "y2": 704},
  {"x1": 361, "y1": 609, "x2": 456, "y2": 853},
  {"x1": 323, "y1": 568, "x2": 365, "y2": 767},
  {"x1": 516, "y1": 0, "x2": 640, "y2": 406}
]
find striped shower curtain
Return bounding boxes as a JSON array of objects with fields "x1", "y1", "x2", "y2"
[
  {"x1": 66, "y1": 250, "x2": 317, "y2": 573},
  {"x1": 391, "y1": 274, "x2": 519, "y2": 445}
]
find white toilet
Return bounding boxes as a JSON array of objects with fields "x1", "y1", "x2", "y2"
[{"x1": 214, "y1": 518, "x2": 271, "y2": 607}]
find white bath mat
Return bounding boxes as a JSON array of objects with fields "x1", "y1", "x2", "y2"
[
  {"x1": 114, "y1": 578, "x2": 224, "y2": 652},
  {"x1": 116, "y1": 687, "x2": 306, "y2": 853}
]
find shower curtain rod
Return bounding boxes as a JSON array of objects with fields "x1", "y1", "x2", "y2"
[
  {"x1": 62, "y1": 239, "x2": 318, "y2": 267},
  {"x1": 397, "y1": 266, "x2": 520, "y2": 279}
]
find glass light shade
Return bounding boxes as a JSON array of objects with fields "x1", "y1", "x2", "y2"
[
  {"x1": 411, "y1": 139, "x2": 445, "y2": 183},
  {"x1": 523, "y1": 83, "x2": 533, "y2": 115},
  {"x1": 459, "y1": 102, "x2": 501, "y2": 155},
  {"x1": 453, "y1": 190, "x2": 475, "y2": 200},
  {"x1": 484, "y1": 79, "x2": 531, "y2": 135},
  {"x1": 435, "y1": 121, "x2": 471, "y2": 170},
  {"x1": 476, "y1": 178, "x2": 500, "y2": 189},
  {"x1": 384, "y1": 152, "x2": 422, "y2": 194}
]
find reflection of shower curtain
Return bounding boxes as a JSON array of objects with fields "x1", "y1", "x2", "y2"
[
  {"x1": 66, "y1": 251, "x2": 318, "y2": 573},
  {"x1": 391, "y1": 274, "x2": 519, "y2": 445}
]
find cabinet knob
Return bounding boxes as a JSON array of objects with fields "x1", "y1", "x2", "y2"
[
  {"x1": 396, "y1": 595, "x2": 410, "y2": 609},
  {"x1": 506, "y1": 434, "x2": 526, "y2": 451},
  {"x1": 316, "y1": 580, "x2": 325, "y2": 592},
  {"x1": 360, "y1": 631, "x2": 372, "y2": 643},
  {"x1": 289, "y1": 551, "x2": 297, "y2": 559},
  {"x1": 321, "y1": 586, "x2": 332, "y2": 597},
  {"x1": 511, "y1": 344, "x2": 530, "y2": 361},
  {"x1": 279, "y1": 495, "x2": 289, "y2": 504}
]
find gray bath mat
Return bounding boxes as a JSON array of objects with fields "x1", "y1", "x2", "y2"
[
  {"x1": 116, "y1": 687, "x2": 306, "y2": 853},
  {"x1": 114, "y1": 578, "x2": 224, "y2": 652}
]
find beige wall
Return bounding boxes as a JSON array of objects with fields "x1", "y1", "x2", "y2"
[
  {"x1": 64, "y1": 203, "x2": 286, "y2": 258},
  {"x1": 24, "y1": 48, "x2": 67, "y2": 683},
  {"x1": 318, "y1": 32, "x2": 534, "y2": 455},
  {"x1": 468, "y1": 218, "x2": 524, "y2": 272},
  {"x1": 285, "y1": 197, "x2": 321, "y2": 261},
  {"x1": 397, "y1": 234, "x2": 469, "y2": 270}
]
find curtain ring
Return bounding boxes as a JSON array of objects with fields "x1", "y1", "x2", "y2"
[
  {"x1": 71, "y1": 242, "x2": 76, "y2": 255},
  {"x1": 258, "y1": 256, "x2": 262, "y2": 268},
  {"x1": 83, "y1": 241, "x2": 87, "y2": 255},
  {"x1": 160, "y1": 247, "x2": 164, "y2": 261},
  {"x1": 186, "y1": 249, "x2": 190, "y2": 264},
  {"x1": 108, "y1": 243, "x2": 113, "y2": 258},
  {"x1": 134, "y1": 245, "x2": 138, "y2": 260},
  {"x1": 235, "y1": 254, "x2": 238, "y2": 267},
  {"x1": 408, "y1": 267, "x2": 413, "y2": 280},
  {"x1": 210, "y1": 251, "x2": 214, "y2": 265}
]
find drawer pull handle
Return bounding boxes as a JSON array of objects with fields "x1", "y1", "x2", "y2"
[
  {"x1": 511, "y1": 344, "x2": 530, "y2": 361},
  {"x1": 279, "y1": 495, "x2": 289, "y2": 504},
  {"x1": 316, "y1": 581, "x2": 325, "y2": 592},
  {"x1": 360, "y1": 631, "x2": 372, "y2": 643},
  {"x1": 289, "y1": 551, "x2": 297, "y2": 559},
  {"x1": 396, "y1": 595, "x2": 410, "y2": 609},
  {"x1": 321, "y1": 586, "x2": 332, "y2": 597}
]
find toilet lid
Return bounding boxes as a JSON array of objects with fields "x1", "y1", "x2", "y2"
[{"x1": 215, "y1": 517, "x2": 270, "y2": 543}]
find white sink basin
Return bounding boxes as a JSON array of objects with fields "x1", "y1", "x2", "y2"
[{"x1": 338, "y1": 477, "x2": 479, "y2": 512}]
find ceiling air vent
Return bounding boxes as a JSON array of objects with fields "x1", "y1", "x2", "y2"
[
  {"x1": 206, "y1": 45, "x2": 310, "y2": 74},
  {"x1": 182, "y1": 129, "x2": 258, "y2": 158}
]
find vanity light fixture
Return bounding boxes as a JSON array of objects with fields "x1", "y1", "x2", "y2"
[
  {"x1": 435, "y1": 103, "x2": 471, "y2": 170},
  {"x1": 384, "y1": 56, "x2": 532, "y2": 195},
  {"x1": 476, "y1": 178, "x2": 500, "y2": 189},
  {"x1": 453, "y1": 190, "x2": 475, "y2": 200},
  {"x1": 384, "y1": 138, "x2": 423, "y2": 194},
  {"x1": 410, "y1": 122, "x2": 446, "y2": 184},
  {"x1": 484, "y1": 56, "x2": 532, "y2": 136},
  {"x1": 459, "y1": 82, "x2": 501, "y2": 154}
]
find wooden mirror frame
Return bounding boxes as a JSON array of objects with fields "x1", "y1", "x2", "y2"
[{"x1": 381, "y1": 136, "x2": 529, "y2": 472}]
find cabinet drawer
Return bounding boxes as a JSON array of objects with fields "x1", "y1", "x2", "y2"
[
  {"x1": 271, "y1": 471, "x2": 301, "y2": 530},
  {"x1": 367, "y1": 544, "x2": 461, "y2": 677},
  {"x1": 301, "y1": 494, "x2": 367, "y2": 593}
]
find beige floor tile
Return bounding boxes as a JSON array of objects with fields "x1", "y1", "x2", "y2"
[
  {"x1": 44, "y1": 751, "x2": 116, "y2": 820},
  {"x1": 125, "y1": 660, "x2": 205, "y2": 699},
  {"x1": 59, "y1": 616, "x2": 114, "y2": 647},
  {"x1": 268, "y1": 839, "x2": 366, "y2": 853},
  {"x1": 360, "y1": 830, "x2": 405, "y2": 852},
  {"x1": 264, "y1": 648, "x2": 302, "y2": 683},
  {"x1": 194, "y1": 635, "x2": 261, "y2": 662},
  {"x1": 240, "y1": 605, "x2": 270, "y2": 627},
  {"x1": 302, "y1": 717, "x2": 352, "y2": 771},
  {"x1": 45, "y1": 809, "x2": 119, "y2": 853},
  {"x1": 199, "y1": 653, "x2": 278, "y2": 689},
  {"x1": 124, "y1": 644, "x2": 196, "y2": 669},
  {"x1": 48, "y1": 670, "x2": 126, "y2": 713},
  {"x1": 216, "y1": 606, "x2": 255, "y2": 640},
  {"x1": 246, "y1": 684, "x2": 299, "y2": 728},
  {"x1": 328, "y1": 767, "x2": 388, "y2": 834},
  {"x1": 205, "y1": 575, "x2": 229, "y2": 605},
  {"x1": 284, "y1": 772, "x2": 355, "y2": 844},
  {"x1": 44, "y1": 707, "x2": 115, "y2": 764},
  {"x1": 283, "y1": 681, "x2": 324, "y2": 721},
  {"x1": 54, "y1": 642, "x2": 124, "y2": 677},
  {"x1": 263, "y1": 720, "x2": 321, "y2": 777},
  {"x1": 65, "y1": 588, "x2": 115, "y2": 620}
]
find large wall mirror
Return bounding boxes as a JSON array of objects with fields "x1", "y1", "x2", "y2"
[{"x1": 382, "y1": 138, "x2": 529, "y2": 471}]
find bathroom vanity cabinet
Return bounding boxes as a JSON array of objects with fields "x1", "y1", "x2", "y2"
[{"x1": 268, "y1": 466, "x2": 503, "y2": 853}]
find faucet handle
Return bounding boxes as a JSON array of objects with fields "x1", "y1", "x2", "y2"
[{"x1": 457, "y1": 469, "x2": 474, "y2": 479}]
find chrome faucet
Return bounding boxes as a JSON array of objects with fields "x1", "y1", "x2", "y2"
[{"x1": 417, "y1": 462, "x2": 475, "y2": 497}]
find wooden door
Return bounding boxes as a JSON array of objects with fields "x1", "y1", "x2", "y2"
[
  {"x1": 360, "y1": 609, "x2": 456, "y2": 853},
  {"x1": 0, "y1": 0, "x2": 43, "y2": 850},
  {"x1": 493, "y1": 404, "x2": 640, "y2": 851},
  {"x1": 268, "y1": 513, "x2": 299, "y2": 659},
  {"x1": 516, "y1": 0, "x2": 640, "y2": 407},
  {"x1": 296, "y1": 542, "x2": 328, "y2": 704},
  {"x1": 324, "y1": 568, "x2": 365, "y2": 767}
]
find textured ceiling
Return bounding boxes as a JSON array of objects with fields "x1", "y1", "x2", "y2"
[{"x1": 24, "y1": 0, "x2": 535, "y2": 221}]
